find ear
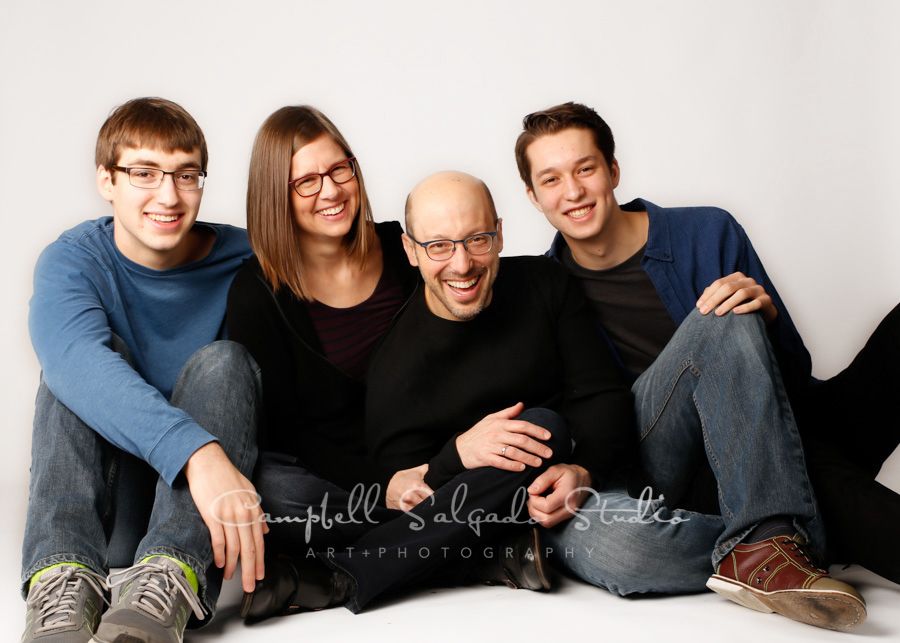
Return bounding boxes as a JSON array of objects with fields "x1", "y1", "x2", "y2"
[
  {"x1": 610, "y1": 157, "x2": 621, "y2": 189},
  {"x1": 401, "y1": 233, "x2": 419, "y2": 267},
  {"x1": 97, "y1": 165, "x2": 115, "y2": 203},
  {"x1": 494, "y1": 218, "x2": 504, "y2": 254},
  {"x1": 526, "y1": 186, "x2": 544, "y2": 213}
]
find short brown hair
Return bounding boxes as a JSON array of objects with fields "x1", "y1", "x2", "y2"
[
  {"x1": 514, "y1": 102, "x2": 615, "y2": 190},
  {"x1": 246, "y1": 105, "x2": 375, "y2": 301},
  {"x1": 95, "y1": 97, "x2": 207, "y2": 179}
]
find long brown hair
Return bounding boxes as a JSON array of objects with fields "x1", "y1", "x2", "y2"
[{"x1": 247, "y1": 105, "x2": 375, "y2": 300}]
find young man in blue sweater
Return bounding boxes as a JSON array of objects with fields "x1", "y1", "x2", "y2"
[
  {"x1": 21, "y1": 97, "x2": 266, "y2": 643},
  {"x1": 513, "y1": 102, "x2": 874, "y2": 631}
]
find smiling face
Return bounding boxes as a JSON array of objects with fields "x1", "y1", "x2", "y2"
[
  {"x1": 525, "y1": 127, "x2": 621, "y2": 244},
  {"x1": 289, "y1": 135, "x2": 360, "y2": 242},
  {"x1": 403, "y1": 172, "x2": 502, "y2": 322},
  {"x1": 97, "y1": 146, "x2": 205, "y2": 270}
]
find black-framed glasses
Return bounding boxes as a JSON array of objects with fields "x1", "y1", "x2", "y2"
[
  {"x1": 288, "y1": 157, "x2": 357, "y2": 197},
  {"x1": 112, "y1": 166, "x2": 206, "y2": 191},
  {"x1": 407, "y1": 229, "x2": 498, "y2": 261}
]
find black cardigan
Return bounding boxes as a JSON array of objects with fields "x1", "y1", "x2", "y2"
[{"x1": 226, "y1": 221, "x2": 419, "y2": 490}]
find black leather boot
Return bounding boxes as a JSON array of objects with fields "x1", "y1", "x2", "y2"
[
  {"x1": 241, "y1": 554, "x2": 354, "y2": 622},
  {"x1": 481, "y1": 527, "x2": 552, "y2": 591}
]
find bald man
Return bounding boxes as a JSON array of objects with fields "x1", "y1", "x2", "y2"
[
  {"x1": 242, "y1": 173, "x2": 634, "y2": 618},
  {"x1": 365, "y1": 172, "x2": 633, "y2": 511},
  {"x1": 363, "y1": 171, "x2": 867, "y2": 633},
  {"x1": 356, "y1": 171, "x2": 637, "y2": 600}
]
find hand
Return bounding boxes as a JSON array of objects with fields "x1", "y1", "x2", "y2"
[
  {"x1": 526, "y1": 464, "x2": 592, "y2": 528},
  {"x1": 455, "y1": 402, "x2": 553, "y2": 472},
  {"x1": 696, "y1": 271, "x2": 778, "y2": 324},
  {"x1": 183, "y1": 442, "x2": 267, "y2": 592},
  {"x1": 386, "y1": 464, "x2": 434, "y2": 511}
]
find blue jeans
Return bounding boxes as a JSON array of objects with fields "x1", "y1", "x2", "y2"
[
  {"x1": 547, "y1": 309, "x2": 823, "y2": 595},
  {"x1": 21, "y1": 340, "x2": 262, "y2": 621}
]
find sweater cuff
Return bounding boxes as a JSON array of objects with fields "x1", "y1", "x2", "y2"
[
  {"x1": 424, "y1": 433, "x2": 466, "y2": 489},
  {"x1": 150, "y1": 419, "x2": 218, "y2": 486}
]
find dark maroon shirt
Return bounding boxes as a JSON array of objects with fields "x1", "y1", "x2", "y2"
[{"x1": 307, "y1": 262, "x2": 406, "y2": 381}]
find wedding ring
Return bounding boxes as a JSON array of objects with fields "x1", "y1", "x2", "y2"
[{"x1": 500, "y1": 445, "x2": 508, "y2": 456}]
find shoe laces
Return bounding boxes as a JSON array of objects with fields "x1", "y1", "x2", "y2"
[
  {"x1": 780, "y1": 537, "x2": 827, "y2": 574},
  {"x1": 28, "y1": 566, "x2": 108, "y2": 635},
  {"x1": 107, "y1": 560, "x2": 206, "y2": 623}
]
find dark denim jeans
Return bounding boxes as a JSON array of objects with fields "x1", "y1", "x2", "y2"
[
  {"x1": 257, "y1": 408, "x2": 570, "y2": 613},
  {"x1": 547, "y1": 309, "x2": 822, "y2": 595},
  {"x1": 21, "y1": 340, "x2": 262, "y2": 620}
]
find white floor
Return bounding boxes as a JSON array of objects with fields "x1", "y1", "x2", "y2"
[
  {"x1": 5, "y1": 498, "x2": 899, "y2": 642},
  {"x1": 7, "y1": 443, "x2": 899, "y2": 643},
  {"x1": 183, "y1": 564, "x2": 899, "y2": 643}
]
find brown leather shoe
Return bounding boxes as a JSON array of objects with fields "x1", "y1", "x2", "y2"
[{"x1": 707, "y1": 535, "x2": 866, "y2": 631}]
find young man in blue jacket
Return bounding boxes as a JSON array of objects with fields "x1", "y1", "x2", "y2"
[
  {"x1": 514, "y1": 101, "x2": 880, "y2": 631},
  {"x1": 21, "y1": 97, "x2": 266, "y2": 643}
]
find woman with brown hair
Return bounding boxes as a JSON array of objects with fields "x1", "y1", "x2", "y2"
[
  {"x1": 229, "y1": 107, "x2": 559, "y2": 621},
  {"x1": 227, "y1": 105, "x2": 418, "y2": 554}
]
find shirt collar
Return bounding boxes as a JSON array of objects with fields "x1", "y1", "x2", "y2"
[{"x1": 624, "y1": 198, "x2": 672, "y2": 263}]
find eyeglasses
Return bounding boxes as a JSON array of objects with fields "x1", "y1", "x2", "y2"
[
  {"x1": 406, "y1": 229, "x2": 498, "y2": 261},
  {"x1": 288, "y1": 157, "x2": 357, "y2": 197},
  {"x1": 112, "y1": 166, "x2": 206, "y2": 191}
]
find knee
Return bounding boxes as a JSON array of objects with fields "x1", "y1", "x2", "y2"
[
  {"x1": 683, "y1": 308, "x2": 769, "y2": 359},
  {"x1": 179, "y1": 341, "x2": 261, "y2": 392},
  {"x1": 884, "y1": 301, "x2": 900, "y2": 328},
  {"x1": 869, "y1": 303, "x2": 900, "y2": 356},
  {"x1": 184, "y1": 340, "x2": 257, "y2": 374},
  {"x1": 517, "y1": 408, "x2": 571, "y2": 459},
  {"x1": 518, "y1": 407, "x2": 565, "y2": 433},
  {"x1": 688, "y1": 306, "x2": 764, "y2": 335}
]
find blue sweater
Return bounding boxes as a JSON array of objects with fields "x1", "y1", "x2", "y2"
[
  {"x1": 547, "y1": 198, "x2": 813, "y2": 396},
  {"x1": 29, "y1": 217, "x2": 253, "y2": 485}
]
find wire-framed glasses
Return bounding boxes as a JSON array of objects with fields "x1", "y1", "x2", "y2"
[
  {"x1": 406, "y1": 230, "x2": 498, "y2": 261},
  {"x1": 111, "y1": 166, "x2": 206, "y2": 191}
]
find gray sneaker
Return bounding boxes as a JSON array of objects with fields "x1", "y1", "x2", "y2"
[
  {"x1": 21, "y1": 564, "x2": 108, "y2": 642},
  {"x1": 94, "y1": 557, "x2": 205, "y2": 643}
]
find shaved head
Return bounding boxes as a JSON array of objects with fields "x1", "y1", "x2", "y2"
[{"x1": 405, "y1": 171, "x2": 497, "y2": 236}]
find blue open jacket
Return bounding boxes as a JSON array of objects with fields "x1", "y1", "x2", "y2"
[{"x1": 546, "y1": 198, "x2": 814, "y2": 399}]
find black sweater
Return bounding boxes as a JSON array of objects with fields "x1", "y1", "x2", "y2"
[
  {"x1": 366, "y1": 255, "x2": 638, "y2": 490},
  {"x1": 226, "y1": 221, "x2": 419, "y2": 490}
]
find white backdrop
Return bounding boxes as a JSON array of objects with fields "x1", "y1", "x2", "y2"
[{"x1": 2, "y1": 0, "x2": 898, "y2": 571}]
